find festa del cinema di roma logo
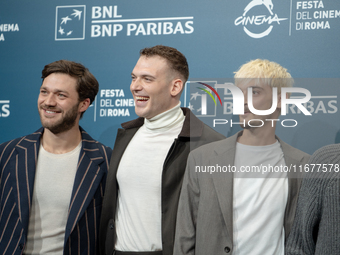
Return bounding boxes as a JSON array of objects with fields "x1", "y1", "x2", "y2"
[
  {"x1": 234, "y1": 0, "x2": 287, "y2": 38},
  {"x1": 196, "y1": 82, "x2": 312, "y2": 127}
]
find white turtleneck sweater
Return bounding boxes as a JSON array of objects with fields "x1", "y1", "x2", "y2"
[{"x1": 115, "y1": 103, "x2": 185, "y2": 251}]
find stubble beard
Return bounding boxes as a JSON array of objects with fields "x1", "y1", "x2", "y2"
[{"x1": 39, "y1": 103, "x2": 79, "y2": 135}]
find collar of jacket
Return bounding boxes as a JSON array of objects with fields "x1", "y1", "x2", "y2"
[
  {"x1": 120, "y1": 107, "x2": 204, "y2": 139},
  {"x1": 19, "y1": 126, "x2": 103, "y2": 159}
]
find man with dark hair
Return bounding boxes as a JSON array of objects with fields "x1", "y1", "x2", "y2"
[
  {"x1": 99, "y1": 45, "x2": 224, "y2": 255},
  {"x1": 41, "y1": 60, "x2": 99, "y2": 117},
  {"x1": 0, "y1": 60, "x2": 112, "y2": 255}
]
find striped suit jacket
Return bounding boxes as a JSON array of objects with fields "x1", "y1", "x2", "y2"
[{"x1": 0, "y1": 127, "x2": 112, "y2": 255}]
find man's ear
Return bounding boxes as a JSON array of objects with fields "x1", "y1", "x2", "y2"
[
  {"x1": 79, "y1": 98, "x2": 91, "y2": 113},
  {"x1": 170, "y1": 79, "x2": 183, "y2": 97}
]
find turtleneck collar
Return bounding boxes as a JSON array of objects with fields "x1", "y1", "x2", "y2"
[{"x1": 144, "y1": 102, "x2": 185, "y2": 132}]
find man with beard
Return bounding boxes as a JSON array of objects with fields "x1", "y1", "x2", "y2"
[
  {"x1": 0, "y1": 60, "x2": 112, "y2": 255},
  {"x1": 173, "y1": 59, "x2": 310, "y2": 255}
]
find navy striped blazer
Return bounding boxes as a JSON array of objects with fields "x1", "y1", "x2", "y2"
[{"x1": 0, "y1": 127, "x2": 112, "y2": 255}]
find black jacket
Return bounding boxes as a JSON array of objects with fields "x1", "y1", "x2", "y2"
[{"x1": 99, "y1": 108, "x2": 225, "y2": 255}]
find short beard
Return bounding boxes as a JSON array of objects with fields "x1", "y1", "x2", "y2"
[{"x1": 40, "y1": 103, "x2": 79, "y2": 135}]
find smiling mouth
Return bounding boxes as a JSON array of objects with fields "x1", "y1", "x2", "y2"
[
  {"x1": 135, "y1": 96, "x2": 149, "y2": 102},
  {"x1": 45, "y1": 110, "x2": 58, "y2": 114},
  {"x1": 41, "y1": 106, "x2": 61, "y2": 114}
]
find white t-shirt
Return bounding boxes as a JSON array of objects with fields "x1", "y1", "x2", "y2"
[
  {"x1": 115, "y1": 103, "x2": 185, "y2": 251},
  {"x1": 24, "y1": 142, "x2": 81, "y2": 254},
  {"x1": 233, "y1": 141, "x2": 288, "y2": 255}
]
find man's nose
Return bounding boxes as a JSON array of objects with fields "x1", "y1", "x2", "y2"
[
  {"x1": 130, "y1": 78, "x2": 142, "y2": 91},
  {"x1": 45, "y1": 93, "x2": 57, "y2": 106}
]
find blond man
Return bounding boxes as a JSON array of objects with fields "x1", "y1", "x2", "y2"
[{"x1": 174, "y1": 59, "x2": 310, "y2": 255}]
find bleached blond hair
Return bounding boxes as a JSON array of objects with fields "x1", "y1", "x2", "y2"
[{"x1": 234, "y1": 59, "x2": 293, "y2": 93}]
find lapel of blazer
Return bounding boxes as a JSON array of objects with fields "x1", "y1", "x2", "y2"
[
  {"x1": 278, "y1": 138, "x2": 304, "y2": 239},
  {"x1": 11, "y1": 129, "x2": 42, "y2": 232},
  {"x1": 64, "y1": 128, "x2": 106, "y2": 240},
  {"x1": 99, "y1": 125, "x2": 140, "y2": 255},
  {"x1": 210, "y1": 132, "x2": 240, "y2": 240},
  {"x1": 107, "y1": 126, "x2": 140, "y2": 220},
  {"x1": 209, "y1": 133, "x2": 306, "y2": 241}
]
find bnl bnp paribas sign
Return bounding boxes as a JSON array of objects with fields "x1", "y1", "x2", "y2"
[{"x1": 55, "y1": 5, "x2": 194, "y2": 40}]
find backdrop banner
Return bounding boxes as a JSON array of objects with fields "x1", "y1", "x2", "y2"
[{"x1": 1, "y1": 0, "x2": 339, "y2": 155}]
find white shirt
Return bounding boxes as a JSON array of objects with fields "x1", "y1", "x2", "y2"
[
  {"x1": 233, "y1": 141, "x2": 288, "y2": 255},
  {"x1": 24, "y1": 142, "x2": 81, "y2": 254},
  {"x1": 115, "y1": 103, "x2": 185, "y2": 251}
]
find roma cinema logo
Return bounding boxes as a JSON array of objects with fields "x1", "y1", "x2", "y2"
[{"x1": 234, "y1": 0, "x2": 287, "y2": 38}]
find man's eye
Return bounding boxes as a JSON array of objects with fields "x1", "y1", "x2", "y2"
[
  {"x1": 58, "y1": 94, "x2": 66, "y2": 98},
  {"x1": 40, "y1": 90, "x2": 47, "y2": 95}
]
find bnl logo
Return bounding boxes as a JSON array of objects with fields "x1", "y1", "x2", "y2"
[
  {"x1": 0, "y1": 100, "x2": 10, "y2": 117},
  {"x1": 55, "y1": 5, "x2": 86, "y2": 41},
  {"x1": 190, "y1": 83, "x2": 312, "y2": 116}
]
